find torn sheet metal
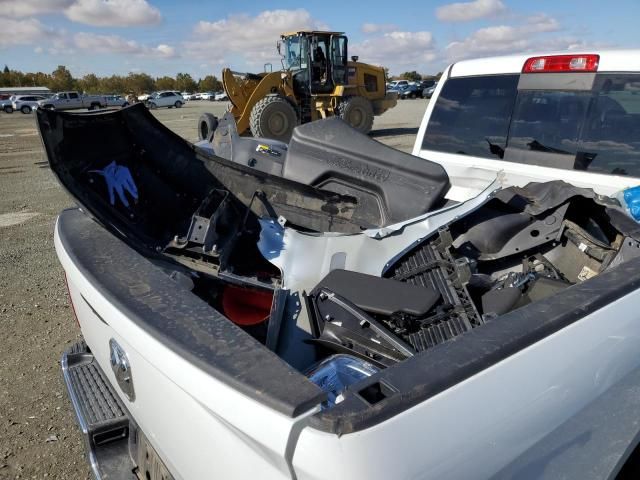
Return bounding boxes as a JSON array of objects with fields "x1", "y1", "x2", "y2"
[{"x1": 258, "y1": 175, "x2": 503, "y2": 294}]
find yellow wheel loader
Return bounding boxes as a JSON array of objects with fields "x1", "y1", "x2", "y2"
[{"x1": 199, "y1": 31, "x2": 397, "y2": 142}]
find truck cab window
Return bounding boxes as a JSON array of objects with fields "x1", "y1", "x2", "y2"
[{"x1": 421, "y1": 75, "x2": 518, "y2": 158}]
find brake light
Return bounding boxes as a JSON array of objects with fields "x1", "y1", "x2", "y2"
[{"x1": 522, "y1": 54, "x2": 599, "y2": 73}]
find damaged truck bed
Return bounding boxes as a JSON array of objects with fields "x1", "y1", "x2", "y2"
[{"x1": 40, "y1": 85, "x2": 640, "y2": 479}]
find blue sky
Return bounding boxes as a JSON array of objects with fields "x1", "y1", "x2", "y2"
[{"x1": 0, "y1": 0, "x2": 638, "y2": 79}]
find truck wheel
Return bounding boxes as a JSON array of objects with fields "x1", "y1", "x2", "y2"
[
  {"x1": 249, "y1": 95, "x2": 298, "y2": 142},
  {"x1": 338, "y1": 96, "x2": 374, "y2": 134},
  {"x1": 198, "y1": 113, "x2": 219, "y2": 141},
  {"x1": 4, "y1": 105, "x2": 14, "y2": 114},
  {"x1": 21, "y1": 105, "x2": 32, "y2": 114},
  {"x1": 175, "y1": 101, "x2": 183, "y2": 108}
]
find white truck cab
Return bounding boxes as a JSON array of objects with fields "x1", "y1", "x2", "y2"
[{"x1": 414, "y1": 50, "x2": 640, "y2": 202}]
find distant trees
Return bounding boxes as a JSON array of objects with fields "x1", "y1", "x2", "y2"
[
  {"x1": 155, "y1": 76, "x2": 176, "y2": 91},
  {"x1": 388, "y1": 71, "x2": 442, "y2": 83},
  {"x1": 78, "y1": 73, "x2": 100, "y2": 93},
  {"x1": 0, "y1": 65, "x2": 223, "y2": 95},
  {"x1": 50, "y1": 65, "x2": 74, "y2": 91},
  {"x1": 175, "y1": 73, "x2": 197, "y2": 93},
  {"x1": 198, "y1": 75, "x2": 222, "y2": 92},
  {"x1": 126, "y1": 73, "x2": 155, "y2": 94},
  {"x1": 398, "y1": 71, "x2": 422, "y2": 82}
]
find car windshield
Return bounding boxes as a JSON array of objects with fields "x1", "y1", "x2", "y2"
[{"x1": 282, "y1": 35, "x2": 307, "y2": 71}]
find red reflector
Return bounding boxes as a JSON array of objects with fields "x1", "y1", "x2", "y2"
[
  {"x1": 221, "y1": 285, "x2": 273, "y2": 326},
  {"x1": 522, "y1": 54, "x2": 599, "y2": 73}
]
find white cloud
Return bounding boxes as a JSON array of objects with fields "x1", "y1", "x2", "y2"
[
  {"x1": 184, "y1": 9, "x2": 327, "y2": 65},
  {"x1": 1, "y1": 0, "x2": 161, "y2": 26},
  {"x1": 0, "y1": 0, "x2": 73, "y2": 17},
  {"x1": 445, "y1": 14, "x2": 563, "y2": 60},
  {"x1": 65, "y1": 0, "x2": 161, "y2": 27},
  {"x1": 74, "y1": 32, "x2": 176, "y2": 57},
  {"x1": 436, "y1": 0, "x2": 506, "y2": 22},
  {"x1": 524, "y1": 14, "x2": 560, "y2": 33},
  {"x1": 361, "y1": 23, "x2": 398, "y2": 34},
  {"x1": 0, "y1": 17, "x2": 66, "y2": 48},
  {"x1": 351, "y1": 31, "x2": 437, "y2": 71}
]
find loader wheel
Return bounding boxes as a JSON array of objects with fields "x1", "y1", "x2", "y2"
[
  {"x1": 338, "y1": 96, "x2": 374, "y2": 134},
  {"x1": 249, "y1": 96, "x2": 298, "y2": 142},
  {"x1": 198, "y1": 113, "x2": 219, "y2": 141}
]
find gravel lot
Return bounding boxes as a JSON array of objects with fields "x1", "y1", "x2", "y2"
[{"x1": 0, "y1": 98, "x2": 428, "y2": 479}]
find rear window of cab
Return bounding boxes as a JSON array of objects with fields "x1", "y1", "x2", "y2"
[{"x1": 422, "y1": 73, "x2": 640, "y2": 177}]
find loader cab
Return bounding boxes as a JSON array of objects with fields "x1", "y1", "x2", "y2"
[{"x1": 280, "y1": 31, "x2": 348, "y2": 95}]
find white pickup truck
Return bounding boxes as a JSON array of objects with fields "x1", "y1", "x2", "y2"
[
  {"x1": 38, "y1": 91, "x2": 106, "y2": 111},
  {"x1": 39, "y1": 50, "x2": 640, "y2": 480}
]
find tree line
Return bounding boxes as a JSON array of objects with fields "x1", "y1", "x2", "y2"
[{"x1": 0, "y1": 65, "x2": 222, "y2": 94}]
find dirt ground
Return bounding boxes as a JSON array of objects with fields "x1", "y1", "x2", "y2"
[{"x1": 0, "y1": 98, "x2": 428, "y2": 479}]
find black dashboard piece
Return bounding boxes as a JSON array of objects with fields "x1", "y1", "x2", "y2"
[
  {"x1": 315, "y1": 269, "x2": 440, "y2": 317},
  {"x1": 283, "y1": 117, "x2": 451, "y2": 226},
  {"x1": 306, "y1": 287, "x2": 415, "y2": 368}
]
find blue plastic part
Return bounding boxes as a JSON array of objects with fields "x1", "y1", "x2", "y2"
[{"x1": 621, "y1": 186, "x2": 640, "y2": 221}]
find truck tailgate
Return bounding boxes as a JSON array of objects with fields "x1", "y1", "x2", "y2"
[{"x1": 56, "y1": 208, "x2": 323, "y2": 479}]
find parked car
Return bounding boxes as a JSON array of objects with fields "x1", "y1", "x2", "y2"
[
  {"x1": 39, "y1": 49, "x2": 640, "y2": 480},
  {"x1": 1, "y1": 95, "x2": 16, "y2": 113},
  {"x1": 388, "y1": 79, "x2": 409, "y2": 89},
  {"x1": 200, "y1": 92, "x2": 215, "y2": 101},
  {"x1": 214, "y1": 91, "x2": 228, "y2": 101},
  {"x1": 38, "y1": 91, "x2": 106, "y2": 111},
  {"x1": 145, "y1": 91, "x2": 184, "y2": 109},
  {"x1": 398, "y1": 84, "x2": 423, "y2": 99},
  {"x1": 12, "y1": 95, "x2": 46, "y2": 113},
  {"x1": 138, "y1": 93, "x2": 152, "y2": 102},
  {"x1": 423, "y1": 83, "x2": 437, "y2": 99},
  {"x1": 104, "y1": 95, "x2": 129, "y2": 108},
  {"x1": 182, "y1": 92, "x2": 194, "y2": 101}
]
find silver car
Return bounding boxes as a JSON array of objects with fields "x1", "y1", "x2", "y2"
[{"x1": 13, "y1": 95, "x2": 47, "y2": 114}]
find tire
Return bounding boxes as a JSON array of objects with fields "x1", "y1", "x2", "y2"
[
  {"x1": 338, "y1": 96, "x2": 374, "y2": 134},
  {"x1": 249, "y1": 95, "x2": 298, "y2": 142},
  {"x1": 148, "y1": 102, "x2": 157, "y2": 110},
  {"x1": 410, "y1": 93, "x2": 417, "y2": 99},
  {"x1": 198, "y1": 113, "x2": 219, "y2": 141},
  {"x1": 20, "y1": 105, "x2": 32, "y2": 114},
  {"x1": 174, "y1": 101, "x2": 183, "y2": 108},
  {"x1": 4, "y1": 105, "x2": 14, "y2": 114}
]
